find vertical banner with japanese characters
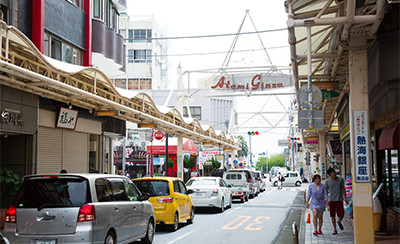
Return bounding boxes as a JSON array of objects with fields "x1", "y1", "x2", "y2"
[{"x1": 353, "y1": 111, "x2": 370, "y2": 182}]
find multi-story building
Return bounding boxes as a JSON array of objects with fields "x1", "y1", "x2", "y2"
[{"x1": 113, "y1": 14, "x2": 168, "y2": 90}]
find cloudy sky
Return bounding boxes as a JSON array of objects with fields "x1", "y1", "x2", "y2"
[{"x1": 126, "y1": 0, "x2": 293, "y2": 157}]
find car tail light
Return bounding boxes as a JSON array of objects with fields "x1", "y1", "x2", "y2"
[
  {"x1": 211, "y1": 189, "x2": 218, "y2": 196},
  {"x1": 238, "y1": 191, "x2": 242, "y2": 195},
  {"x1": 157, "y1": 197, "x2": 173, "y2": 203},
  {"x1": 5, "y1": 205, "x2": 16, "y2": 223},
  {"x1": 78, "y1": 204, "x2": 95, "y2": 222}
]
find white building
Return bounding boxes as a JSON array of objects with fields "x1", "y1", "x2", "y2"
[{"x1": 113, "y1": 14, "x2": 168, "y2": 90}]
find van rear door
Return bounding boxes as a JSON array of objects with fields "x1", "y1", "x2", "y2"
[{"x1": 14, "y1": 176, "x2": 89, "y2": 235}]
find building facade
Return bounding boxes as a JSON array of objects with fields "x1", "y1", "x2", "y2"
[{"x1": 113, "y1": 14, "x2": 168, "y2": 90}]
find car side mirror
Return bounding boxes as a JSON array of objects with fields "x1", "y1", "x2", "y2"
[
  {"x1": 227, "y1": 184, "x2": 232, "y2": 188},
  {"x1": 139, "y1": 193, "x2": 150, "y2": 201},
  {"x1": 187, "y1": 189, "x2": 194, "y2": 195}
]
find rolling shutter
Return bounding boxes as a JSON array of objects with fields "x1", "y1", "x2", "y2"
[
  {"x1": 63, "y1": 130, "x2": 89, "y2": 173},
  {"x1": 37, "y1": 126, "x2": 62, "y2": 174}
]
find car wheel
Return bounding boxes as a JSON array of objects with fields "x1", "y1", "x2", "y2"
[
  {"x1": 219, "y1": 198, "x2": 225, "y2": 212},
  {"x1": 104, "y1": 231, "x2": 116, "y2": 244},
  {"x1": 273, "y1": 181, "x2": 278, "y2": 186},
  {"x1": 228, "y1": 196, "x2": 232, "y2": 208},
  {"x1": 141, "y1": 219, "x2": 155, "y2": 244},
  {"x1": 295, "y1": 181, "x2": 301, "y2": 187},
  {"x1": 245, "y1": 194, "x2": 249, "y2": 201},
  {"x1": 170, "y1": 212, "x2": 179, "y2": 231},
  {"x1": 187, "y1": 207, "x2": 194, "y2": 224},
  {"x1": 241, "y1": 196, "x2": 245, "y2": 203}
]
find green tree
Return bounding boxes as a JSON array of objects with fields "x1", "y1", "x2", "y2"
[
  {"x1": 267, "y1": 153, "x2": 286, "y2": 170},
  {"x1": 255, "y1": 157, "x2": 267, "y2": 171},
  {"x1": 236, "y1": 135, "x2": 248, "y2": 157},
  {"x1": 183, "y1": 155, "x2": 196, "y2": 169},
  {"x1": 203, "y1": 157, "x2": 221, "y2": 176}
]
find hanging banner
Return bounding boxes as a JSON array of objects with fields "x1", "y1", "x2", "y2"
[
  {"x1": 353, "y1": 111, "x2": 371, "y2": 183},
  {"x1": 197, "y1": 73, "x2": 292, "y2": 91}
]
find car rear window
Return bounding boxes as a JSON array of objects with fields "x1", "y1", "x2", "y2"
[
  {"x1": 134, "y1": 180, "x2": 170, "y2": 197},
  {"x1": 14, "y1": 178, "x2": 89, "y2": 209},
  {"x1": 186, "y1": 179, "x2": 217, "y2": 187},
  {"x1": 225, "y1": 173, "x2": 242, "y2": 180}
]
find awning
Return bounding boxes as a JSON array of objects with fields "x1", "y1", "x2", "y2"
[
  {"x1": 147, "y1": 138, "x2": 198, "y2": 155},
  {"x1": 379, "y1": 120, "x2": 400, "y2": 150}
]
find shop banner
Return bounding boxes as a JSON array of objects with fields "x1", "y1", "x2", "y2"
[{"x1": 353, "y1": 111, "x2": 371, "y2": 182}]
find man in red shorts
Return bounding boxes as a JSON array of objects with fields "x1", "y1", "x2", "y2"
[{"x1": 325, "y1": 167, "x2": 349, "y2": 235}]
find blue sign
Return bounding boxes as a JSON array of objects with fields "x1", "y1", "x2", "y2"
[{"x1": 233, "y1": 160, "x2": 238, "y2": 165}]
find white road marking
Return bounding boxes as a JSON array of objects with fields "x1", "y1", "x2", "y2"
[
  {"x1": 226, "y1": 205, "x2": 244, "y2": 215},
  {"x1": 166, "y1": 230, "x2": 194, "y2": 244}
]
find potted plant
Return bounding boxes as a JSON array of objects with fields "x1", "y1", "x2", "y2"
[{"x1": 0, "y1": 165, "x2": 22, "y2": 228}]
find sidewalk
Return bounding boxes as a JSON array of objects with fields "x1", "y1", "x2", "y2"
[{"x1": 305, "y1": 210, "x2": 354, "y2": 244}]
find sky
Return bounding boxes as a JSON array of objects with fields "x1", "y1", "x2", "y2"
[{"x1": 127, "y1": 0, "x2": 293, "y2": 157}]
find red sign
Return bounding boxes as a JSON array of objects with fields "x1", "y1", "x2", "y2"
[{"x1": 154, "y1": 130, "x2": 164, "y2": 140}]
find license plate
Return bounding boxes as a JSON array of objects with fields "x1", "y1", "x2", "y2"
[
  {"x1": 36, "y1": 240, "x2": 56, "y2": 244},
  {"x1": 195, "y1": 193, "x2": 205, "y2": 197}
]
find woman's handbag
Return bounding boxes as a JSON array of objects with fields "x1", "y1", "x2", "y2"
[{"x1": 306, "y1": 209, "x2": 311, "y2": 224}]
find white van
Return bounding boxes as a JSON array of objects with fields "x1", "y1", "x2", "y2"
[{"x1": 223, "y1": 172, "x2": 250, "y2": 202}]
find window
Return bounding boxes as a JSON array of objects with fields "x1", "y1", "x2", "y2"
[
  {"x1": 133, "y1": 50, "x2": 151, "y2": 63},
  {"x1": 183, "y1": 106, "x2": 202, "y2": 120},
  {"x1": 114, "y1": 79, "x2": 126, "y2": 89},
  {"x1": 67, "y1": 0, "x2": 82, "y2": 9},
  {"x1": 93, "y1": 0, "x2": 102, "y2": 19},
  {"x1": 133, "y1": 29, "x2": 152, "y2": 42},
  {"x1": 44, "y1": 33, "x2": 82, "y2": 65},
  {"x1": 124, "y1": 180, "x2": 140, "y2": 201},
  {"x1": 95, "y1": 178, "x2": 111, "y2": 202},
  {"x1": 178, "y1": 181, "x2": 187, "y2": 194},
  {"x1": 128, "y1": 29, "x2": 134, "y2": 43},
  {"x1": 109, "y1": 179, "x2": 127, "y2": 201},
  {"x1": 128, "y1": 49, "x2": 134, "y2": 63},
  {"x1": 134, "y1": 180, "x2": 170, "y2": 197}
]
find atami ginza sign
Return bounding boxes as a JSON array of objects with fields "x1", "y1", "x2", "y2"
[{"x1": 198, "y1": 73, "x2": 292, "y2": 91}]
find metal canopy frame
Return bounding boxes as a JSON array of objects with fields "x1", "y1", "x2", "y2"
[
  {"x1": 286, "y1": 0, "x2": 386, "y2": 138},
  {"x1": 0, "y1": 21, "x2": 239, "y2": 150}
]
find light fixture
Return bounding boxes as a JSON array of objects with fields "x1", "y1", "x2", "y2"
[{"x1": 68, "y1": 102, "x2": 73, "y2": 109}]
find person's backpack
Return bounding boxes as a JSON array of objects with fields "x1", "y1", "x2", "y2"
[{"x1": 281, "y1": 176, "x2": 285, "y2": 182}]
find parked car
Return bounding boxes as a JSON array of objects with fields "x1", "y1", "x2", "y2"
[
  {"x1": 229, "y1": 169, "x2": 258, "y2": 198},
  {"x1": 223, "y1": 171, "x2": 250, "y2": 202},
  {"x1": 3, "y1": 173, "x2": 155, "y2": 244},
  {"x1": 132, "y1": 177, "x2": 194, "y2": 231},
  {"x1": 186, "y1": 177, "x2": 232, "y2": 212},
  {"x1": 253, "y1": 171, "x2": 267, "y2": 192},
  {"x1": 272, "y1": 171, "x2": 302, "y2": 187},
  {"x1": 0, "y1": 232, "x2": 9, "y2": 244}
]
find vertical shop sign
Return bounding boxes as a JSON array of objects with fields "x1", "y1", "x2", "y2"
[{"x1": 353, "y1": 111, "x2": 370, "y2": 182}]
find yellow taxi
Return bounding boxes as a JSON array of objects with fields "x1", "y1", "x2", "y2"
[{"x1": 132, "y1": 177, "x2": 194, "y2": 231}]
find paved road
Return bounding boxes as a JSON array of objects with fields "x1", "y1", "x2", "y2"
[{"x1": 147, "y1": 183, "x2": 307, "y2": 244}]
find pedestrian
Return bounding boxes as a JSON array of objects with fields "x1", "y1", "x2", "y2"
[
  {"x1": 60, "y1": 169, "x2": 67, "y2": 173},
  {"x1": 325, "y1": 167, "x2": 349, "y2": 235},
  {"x1": 306, "y1": 174, "x2": 328, "y2": 236},
  {"x1": 277, "y1": 172, "x2": 284, "y2": 189}
]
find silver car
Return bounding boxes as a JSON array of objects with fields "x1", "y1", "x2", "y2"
[{"x1": 3, "y1": 173, "x2": 155, "y2": 244}]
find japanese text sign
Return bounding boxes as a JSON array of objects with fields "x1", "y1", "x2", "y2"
[
  {"x1": 56, "y1": 107, "x2": 78, "y2": 130},
  {"x1": 353, "y1": 111, "x2": 370, "y2": 182}
]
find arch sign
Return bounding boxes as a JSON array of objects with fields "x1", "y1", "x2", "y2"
[{"x1": 197, "y1": 73, "x2": 292, "y2": 92}]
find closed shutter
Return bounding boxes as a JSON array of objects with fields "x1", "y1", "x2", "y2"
[
  {"x1": 37, "y1": 126, "x2": 62, "y2": 174},
  {"x1": 63, "y1": 130, "x2": 89, "y2": 173}
]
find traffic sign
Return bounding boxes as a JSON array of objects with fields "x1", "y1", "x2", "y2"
[
  {"x1": 233, "y1": 160, "x2": 238, "y2": 165},
  {"x1": 153, "y1": 130, "x2": 164, "y2": 140},
  {"x1": 298, "y1": 84, "x2": 322, "y2": 109}
]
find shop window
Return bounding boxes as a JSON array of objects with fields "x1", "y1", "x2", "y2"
[{"x1": 128, "y1": 79, "x2": 139, "y2": 90}]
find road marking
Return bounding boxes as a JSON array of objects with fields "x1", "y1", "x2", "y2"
[
  {"x1": 226, "y1": 205, "x2": 243, "y2": 215},
  {"x1": 244, "y1": 216, "x2": 271, "y2": 230},
  {"x1": 165, "y1": 230, "x2": 194, "y2": 244},
  {"x1": 221, "y1": 216, "x2": 252, "y2": 230}
]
